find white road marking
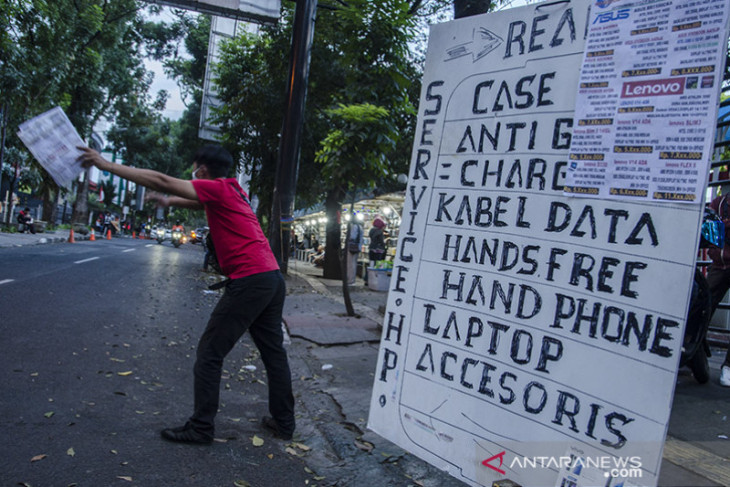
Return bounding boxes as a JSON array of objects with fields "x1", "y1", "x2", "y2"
[
  {"x1": 122, "y1": 248, "x2": 135, "y2": 253},
  {"x1": 74, "y1": 257, "x2": 100, "y2": 264},
  {"x1": 0, "y1": 279, "x2": 14, "y2": 285}
]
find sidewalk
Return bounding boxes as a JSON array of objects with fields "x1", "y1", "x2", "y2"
[{"x1": 0, "y1": 229, "x2": 74, "y2": 247}]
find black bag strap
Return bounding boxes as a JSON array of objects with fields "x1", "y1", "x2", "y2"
[{"x1": 229, "y1": 181, "x2": 251, "y2": 208}]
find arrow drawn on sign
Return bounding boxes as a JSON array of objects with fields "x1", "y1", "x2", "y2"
[{"x1": 445, "y1": 27, "x2": 503, "y2": 63}]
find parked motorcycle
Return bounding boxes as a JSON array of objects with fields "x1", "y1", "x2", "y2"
[{"x1": 681, "y1": 207, "x2": 725, "y2": 383}]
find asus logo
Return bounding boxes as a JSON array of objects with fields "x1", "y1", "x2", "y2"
[{"x1": 593, "y1": 8, "x2": 630, "y2": 24}]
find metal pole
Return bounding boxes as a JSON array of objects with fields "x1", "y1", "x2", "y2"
[
  {"x1": 0, "y1": 104, "x2": 6, "y2": 224},
  {"x1": 270, "y1": 0, "x2": 318, "y2": 273}
]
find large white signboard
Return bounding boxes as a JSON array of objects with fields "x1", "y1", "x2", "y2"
[{"x1": 367, "y1": 2, "x2": 727, "y2": 486}]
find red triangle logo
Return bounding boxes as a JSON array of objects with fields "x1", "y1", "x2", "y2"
[{"x1": 482, "y1": 451, "x2": 506, "y2": 475}]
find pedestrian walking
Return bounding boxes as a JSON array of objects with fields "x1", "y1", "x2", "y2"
[
  {"x1": 368, "y1": 217, "x2": 387, "y2": 267},
  {"x1": 77, "y1": 144, "x2": 295, "y2": 443}
]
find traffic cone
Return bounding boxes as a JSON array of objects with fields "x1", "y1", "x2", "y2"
[
  {"x1": 90, "y1": 229, "x2": 96, "y2": 241},
  {"x1": 106, "y1": 229, "x2": 112, "y2": 240},
  {"x1": 68, "y1": 228, "x2": 75, "y2": 243},
  {"x1": 132, "y1": 231, "x2": 136, "y2": 239}
]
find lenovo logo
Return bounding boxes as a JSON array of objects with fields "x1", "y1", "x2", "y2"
[{"x1": 622, "y1": 78, "x2": 684, "y2": 98}]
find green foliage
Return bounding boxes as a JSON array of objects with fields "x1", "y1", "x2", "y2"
[
  {"x1": 316, "y1": 103, "x2": 395, "y2": 192},
  {"x1": 1, "y1": 0, "x2": 183, "y2": 224},
  {"x1": 214, "y1": 0, "x2": 429, "y2": 220},
  {"x1": 101, "y1": 179, "x2": 117, "y2": 207}
]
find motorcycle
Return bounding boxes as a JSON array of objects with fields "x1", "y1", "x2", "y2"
[
  {"x1": 171, "y1": 229, "x2": 186, "y2": 248},
  {"x1": 156, "y1": 227, "x2": 166, "y2": 244},
  {"x1": 681, "y1": 207, "x2": 725, "y2": 383}
]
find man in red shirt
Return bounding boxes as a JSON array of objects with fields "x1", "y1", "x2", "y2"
[{"x1": 77, "y1": 144, "x2": 295, "y2": 443}]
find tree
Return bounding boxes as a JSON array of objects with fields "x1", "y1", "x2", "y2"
[
  {"x1": 316, "y1": 103, "x2": 396, "y2": 313},
  {"x1": 214, "y1": 0, "x2": 432, "y2": 266},
  {"x1": 1, "y1": 1, "x2": 182, "y2": 226}
]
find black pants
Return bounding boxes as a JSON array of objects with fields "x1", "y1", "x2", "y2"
[
  {"x1": 706, "y1": 265, "x2": 730, "y2": 366},
  {"x1": 189, "y1": 270, "x2": 295, "y2": 436}
]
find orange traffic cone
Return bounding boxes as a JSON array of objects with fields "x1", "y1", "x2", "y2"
[
  {"x1": 68, "y1": 228, "x2": 75, "y2": 243},
  {"x1": 90, "y1": 229, "x2": 96, "y2": 241},
  {"x1": 132, "y1": 231, "x2": 136, "y2": 239},
  {"x1": 106, "y1": 229, "x2": 112, "y2": 240}
]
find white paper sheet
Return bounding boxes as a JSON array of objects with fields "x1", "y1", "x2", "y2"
[{"x1": 17, "y1": 107, "x2": 86, "y2": 188}]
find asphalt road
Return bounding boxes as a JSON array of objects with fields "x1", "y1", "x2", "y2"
[{"x1": 0, "y1": 239, "x2": 312, "y2": 487}]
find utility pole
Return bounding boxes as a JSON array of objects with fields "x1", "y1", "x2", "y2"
[
  {"x1": 270, "y1": 0, "x2": 318, "y2": 273},
  {"x1": 0, "y1": 104, "x2": 6, "y2": 224},
  {"x1": 454, "y1": 0, "x2": 491, "y2": 18}
]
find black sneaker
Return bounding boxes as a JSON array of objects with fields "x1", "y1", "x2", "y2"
[
  {"x1": 161, "y1": 423, "x2": 214, "y2": 445},
  {"x1": 262, "y1": 416, "x2": 293, "y2": 441}
]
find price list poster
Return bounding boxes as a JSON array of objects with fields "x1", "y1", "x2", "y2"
[
  {"x1": 565, "y1": 0, "x2": 730, "y2": 202},
  {"x1": 368, "y1": 1, "x2": 729, "y2": 487}
]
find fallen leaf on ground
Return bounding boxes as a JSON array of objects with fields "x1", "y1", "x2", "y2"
[
  {"x1": 285, "y1": 447, "x2": 298, "y2": 456},
  {"x1": 251, "y1": 435, "x2": 264, "y2": 447},
  {"x1": 354, "y1": 439, "x2": 374, "y2": 452},
  {"x1": 67, "y1": 447, "x2": 75, "y2": 457},
  {"x1": 293, "y1": 442, "x2": 311, "y2": 451},
  {"x1": 117, "y1": 476, "x2": 133, "y2": 482},
  {"x1": 234, "y1": 480, "x2": 251, "y2": 487},
  {"x1": 117, "y1": 371, "x2": 133, "y2": 376},
  {"x1": 30, "y1": 454, "x2": 47, "y2": 462},
  {"x1": 44, "y1": 412, "x2": 54, "y2": 418}
]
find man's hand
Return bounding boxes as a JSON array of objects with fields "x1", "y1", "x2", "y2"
[{"x1": 76, "y1": 146, "x2": 110, "y2": 170}]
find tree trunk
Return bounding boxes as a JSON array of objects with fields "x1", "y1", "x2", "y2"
[
  {"x1": 71, "y1": 171, "x2": 90, "y2": 225},
  {"x1": 323, "y1": 189, "x2": 342, "y2": 280},
  {"x1": 4, "y1": 170, "x2": 18, "y2": 227},
  {"x1": 340, "y1": 198, "x2": 357, "y2": 316},
  {"x1": 42, "y1": 187, "x2": 56, "y2": 225},
  {"x1": 454, "y1": 0, "x2": 491, "y2": 18}
]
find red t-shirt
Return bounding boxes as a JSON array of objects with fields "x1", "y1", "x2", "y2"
[{"x1": 192, "y1": 178, "x2": 279, "y2": 278}]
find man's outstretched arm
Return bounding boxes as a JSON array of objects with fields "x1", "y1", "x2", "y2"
[
  {"x1": 77, "y1": 147, "x2": 198, "y2": 202},
  {"x1": 147, "y1": 193, "x2": 204, "y2": 211}
]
